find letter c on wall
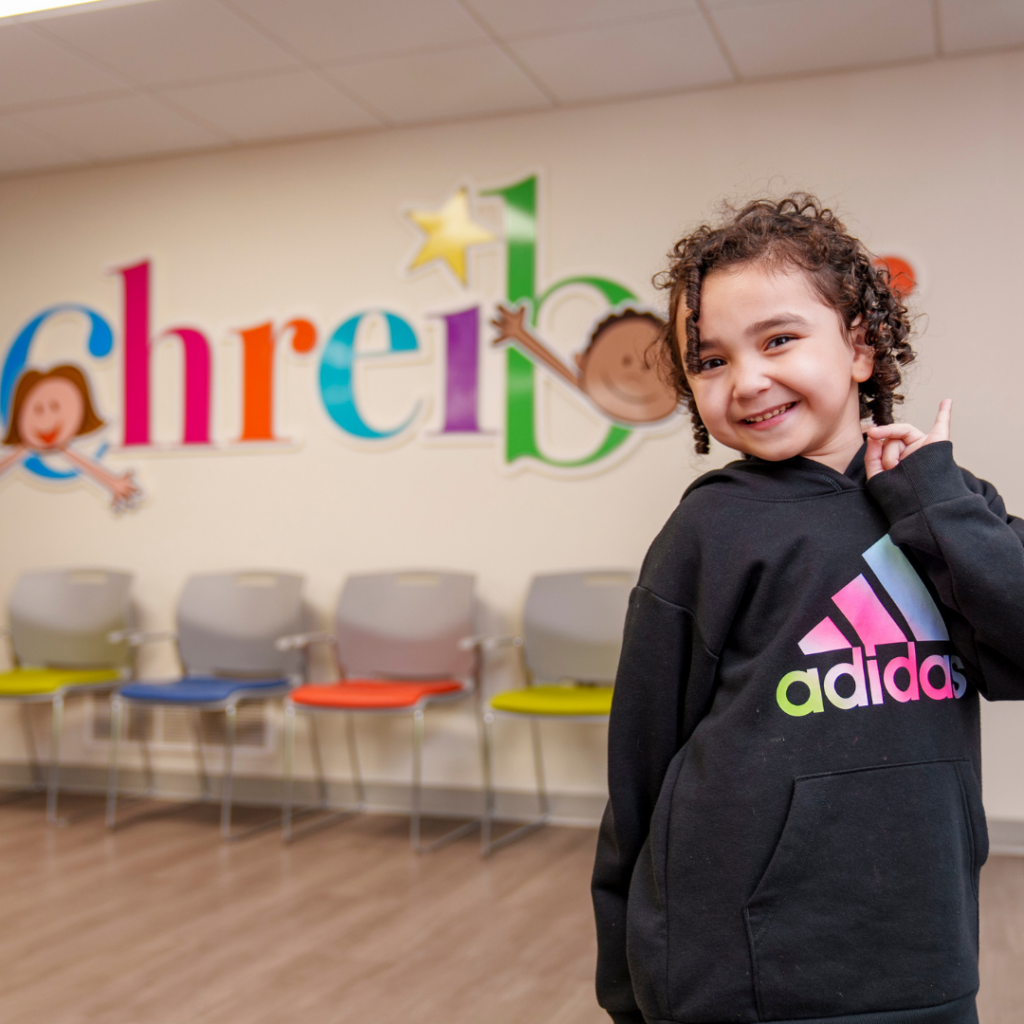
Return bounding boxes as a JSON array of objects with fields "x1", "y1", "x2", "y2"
[{"x1": 318, "y1": 311, "x2": 421, "y2": 440}]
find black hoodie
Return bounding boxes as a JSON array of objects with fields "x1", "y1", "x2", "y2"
[{"x1": 593, "y1": 441, "x2": 1024, "y2": 1024}]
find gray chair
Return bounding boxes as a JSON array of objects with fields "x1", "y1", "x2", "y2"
[
  {"x1": 279, "y1": 571, "x2": 483, "y2": 852},
  {"x1": 0, "y1": 568, "x2": 132, "y2": 824},
  {"x1": 478, "y1": 570, "x2": 636, "y2": 854},
  {"x1": 105, "y1": 571, "x2": 303, "y2": 840}
]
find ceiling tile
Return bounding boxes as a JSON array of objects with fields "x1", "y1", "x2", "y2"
[
  {"x1": 0, "y1": 115, "x2": 86, "y2": 175},
  {"x1": 13, "y1": 93, "x2": 225, "y2": 160},
  {"x1": 0, "y1": 23, "x2": 127, "y2": 109},
  {"x1": 466, "y1": 0, "x2": 695, "y2": 37},
  {"x1": 327, "y1": 44, "x2": 551, "y2": 125},
  {"x1": 939, "y1": 0, "x2": 1024, "y2": 53},
  {"x1": 509, "y1": 11, "x2": 733, "y2": 103},
  {"x1": 161, "y1": 70, "x2": 381, "y2": 142},
  {"x1": 705, "y1": 0, "x2": 936, "y2": 77},
  {"x1": 34, "y1": 0, "x2": 298, "y2": 87},
  {"x1": 229, "y1": 0, "x2": 488, "y2": 65}
]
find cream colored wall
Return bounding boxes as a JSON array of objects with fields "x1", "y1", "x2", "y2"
[{"x1": 1, "y1": 49, "x2": 1023, "y2": 819}]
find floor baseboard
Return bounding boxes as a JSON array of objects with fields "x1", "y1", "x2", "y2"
[{"x1": 0, "y1": 761, "x2": 607, "y2": 828}]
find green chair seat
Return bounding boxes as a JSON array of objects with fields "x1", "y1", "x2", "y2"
[
  {"x1": 0, "y1": 667, "x2": 119, "y2": 697},
  {"x1": 490, "y1": 684, "x2": 613, "y2": 717}
]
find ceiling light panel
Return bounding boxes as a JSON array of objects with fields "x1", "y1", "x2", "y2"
[{"x1": 0, "y1": 0, "x2": 156, "y2": 22}]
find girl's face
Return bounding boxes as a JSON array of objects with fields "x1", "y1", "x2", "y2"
[
  {"x1": 683, "y1": 262, "x2": 874, "y2": 470},
  {"x1": 17, "y1": 377, "x2": 84, "y2": 450}
]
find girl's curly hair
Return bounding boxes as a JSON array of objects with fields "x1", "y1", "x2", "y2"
[{"x1": 653, "y1": 193, "x2": 916, "y2": 454}]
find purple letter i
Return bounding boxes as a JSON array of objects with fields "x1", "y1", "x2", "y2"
[{"x1": 439, "y1": 307, "x2": 482, "y2": 434}]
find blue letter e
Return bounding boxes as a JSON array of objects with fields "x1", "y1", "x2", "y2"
[{"x1": 318, "y1": 311, "x2": 421, "y2": 440}]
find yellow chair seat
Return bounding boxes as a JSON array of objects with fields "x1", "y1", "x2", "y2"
[
  {"x1": 490, "y1": 684, "x2": 613, "y2": 717},
  {"x1": 0, "y1": 668, "x2": 119, "y2": 697}
]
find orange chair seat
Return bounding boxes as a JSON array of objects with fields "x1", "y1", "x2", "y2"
[{"x1": 291, "y1": 679, "x2": 464, "y2": 709}]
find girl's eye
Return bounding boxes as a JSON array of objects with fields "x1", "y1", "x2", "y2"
[
  {"x1": 699, "y1": 357, "x2": 725, "y2": 371},
  {"x1": 766, "y1": 334, "x2": 796, "y2": 350}
]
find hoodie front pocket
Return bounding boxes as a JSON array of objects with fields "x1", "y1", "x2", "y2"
[{"x1": 745, "y1": 759, "x2": 986, "y2": 1022}]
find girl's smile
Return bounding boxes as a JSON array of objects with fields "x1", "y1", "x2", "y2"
[
  {"x1": 741, "y1": 401, "x2": 798, "y2": 428},
  {"x1": 684, "y1": 263, "x2": 875, "y2": 473}
]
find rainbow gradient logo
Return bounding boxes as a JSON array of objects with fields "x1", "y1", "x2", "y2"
[{"x1": 777, "y1": 535, "x2": 966, "y2": 716}]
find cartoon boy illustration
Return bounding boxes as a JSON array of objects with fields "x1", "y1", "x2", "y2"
[
  {"x1": 492, "y1": 305, "x2": 678, "y2": 424},
  {"x1": 0, "y1": 364, "x2": 141, "y2": 512}
]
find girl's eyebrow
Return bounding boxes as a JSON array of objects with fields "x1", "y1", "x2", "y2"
[{"x1": 745, "y1": 313, "x2": 812, "y2": 336}]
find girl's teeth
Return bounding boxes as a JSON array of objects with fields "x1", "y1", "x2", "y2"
[{"x1": 746, "y1": 403, "x2": 792, "y2": 423}]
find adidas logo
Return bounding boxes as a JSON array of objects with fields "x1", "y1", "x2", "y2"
[{"x1": 777, "y1": 535, "x2": 967, "y2": 717}]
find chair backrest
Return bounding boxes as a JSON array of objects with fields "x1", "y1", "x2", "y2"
[
  {"x1": 335, "y1": 571, "x2": 475, "y2": 680},
  {"x1": 522, "y1": 570, "x2": 637, "y2": 684},
  {"x1": 9, "y1": 568, "x2": 132, "y2": 669},
  {"x1": 177, "y1": 571, "x2": 304, "y2": 678}
]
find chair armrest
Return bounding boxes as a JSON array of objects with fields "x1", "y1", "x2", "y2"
[
  {"x1": 275, "y1": 631, "x2": 336, "y2": 652},
  {"x1": 458, "y1": 634, "x2": 523, "y2": 652},
  {"x1": 107, "y1": 629, "x2": 177, "y2": 647}
]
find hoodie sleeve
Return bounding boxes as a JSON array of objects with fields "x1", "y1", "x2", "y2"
[
  {"x1": 592, "y1": 585, "x2": 694, "y2": 1023},
  {"x1": 866, "y1": 440, "x2": 1024, "y2": 700}
]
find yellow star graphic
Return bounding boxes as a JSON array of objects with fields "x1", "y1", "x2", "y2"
[{"x1": 406, "y1": 188, "x2": 494, "y2": 284}]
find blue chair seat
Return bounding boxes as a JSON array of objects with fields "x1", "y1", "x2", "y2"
[{"x1": 119, "y1": 676, "x2": 288, "y2": 704}]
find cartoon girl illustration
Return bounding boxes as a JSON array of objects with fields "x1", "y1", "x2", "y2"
[
  {"x1": 0, "y1": 364, "x2": 141, "y2": 511},
  {"x1": 492, "y1": 305, "x2": 679, "y2": 424}
]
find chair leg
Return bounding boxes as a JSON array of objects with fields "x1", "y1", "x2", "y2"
[
  {"x1": 480, "y1": 710, "x2": 496, "y2": 855},
  {"x1": 140, "y1": 718, "x2": 156, "y2": 799},
  {"x1": 409, "y1": 705, "x2": 481, "y2": 856},
  {"x1": 345, "y1": 713, "x2": 365, "y2": 809},
  {"x1": 282, "y1": 703, "x2": 296, "y2": 840},
  {"x1": 45, "y1": 694, "x2": 64, "y2": 825},
  {"x1": 191, "y1": 709, "x2": 211, "y2": 801},
  {"x1": 481, "y1": 715, "x2": 551, "y2": 856},
  {"x1": 283, "y1": 708, "x2": 364, "y2": 844},
  {"x1": 309, "y1": 713, "x2": 328, "y2": 809},
  {"x1": 410, "y1": 708, "x2": 424, "y2": 852},
  {"x1": 530, "y1": 718, "x2": 551, "y2": 820},
  {"x1": 220, "y1": 704, "x2": 237, "y2": 840},
  {"x1": 106, "y1": 696, "x2": 124, "y2": 828},
  {"x1": 20, "y1": 704, "x2": 44, "y2": 792}
]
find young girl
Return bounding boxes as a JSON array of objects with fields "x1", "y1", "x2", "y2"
[{"x1": 592, "y1": 195, "x2": 1024, "y2": 1024}]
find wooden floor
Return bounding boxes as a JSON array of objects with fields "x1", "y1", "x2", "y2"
[{"x1": 0, "y1": 795, "x2": 1019, "y2": 1024}]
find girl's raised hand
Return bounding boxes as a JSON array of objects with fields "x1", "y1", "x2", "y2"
[{"x1": 865, "y1": 399, "x2": 952, "y2": 480}]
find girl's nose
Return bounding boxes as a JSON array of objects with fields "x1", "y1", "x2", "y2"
[{"x1": 731, "y1": 357, "x2": 772, "y2": 399}]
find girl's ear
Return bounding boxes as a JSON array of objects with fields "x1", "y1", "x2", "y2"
[{"x1": 849, "y1": 318, "x2": 874, "y2": 383}]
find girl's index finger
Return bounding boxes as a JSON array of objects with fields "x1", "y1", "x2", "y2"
[{"x1": 933, "y1": 399, "x2": 953, "y2": 440}]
